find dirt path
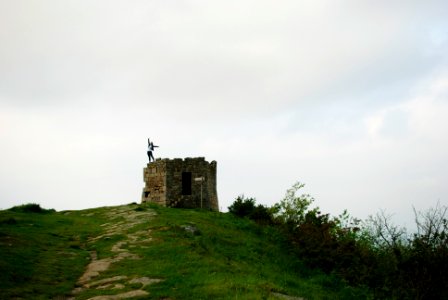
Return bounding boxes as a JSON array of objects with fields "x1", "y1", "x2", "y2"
[{"x1": 71, "y1": 206, "x2": 163, "y2": 299}]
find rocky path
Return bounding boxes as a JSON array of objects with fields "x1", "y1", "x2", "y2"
[{"x1": 70, "y1": 206, "x2": 163, "y2": 300}]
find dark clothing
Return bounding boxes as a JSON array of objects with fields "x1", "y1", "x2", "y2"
[{"x1": 147, "y1": 150, "x2": 154, "y2": 162}]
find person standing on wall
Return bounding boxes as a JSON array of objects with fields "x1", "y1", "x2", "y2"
[{"x1": 147, "y1": 138, "x2": 159, "y2": 163}]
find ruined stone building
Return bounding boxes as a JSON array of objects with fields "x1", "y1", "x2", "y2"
[{"x1": 141, "y1": 157, "x2": 219, "y2": 211}]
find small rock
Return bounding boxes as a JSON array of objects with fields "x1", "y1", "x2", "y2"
[
  {"x1": 181, "y1": 225, "x2": 201, "y2": 235},
  {"x1": 87, "y1": 275, "x2": 127, "y2": 288},
  {"x1": 272, "y1": 292, "x2": 305, "y2": 300},
  {"x1": 128, "y1": 277, "x2": 163, "y2": 288},
  {"x1": 87, "y1": 289, "x2": 149, "y2": 300},
  {"x1": 96, "y1": 283, "x2": 125, "y2": 290}
]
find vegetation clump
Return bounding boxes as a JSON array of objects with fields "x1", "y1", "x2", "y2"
[
  {"x1": 228, "y1": 195, "x2": 273, "y2": 224},
  {"x1": 8, "y1": 203, "x2": 55, "y2": 214},
  {"x1": 229, "y1": 182, "x2": 448, "y2": 300}
]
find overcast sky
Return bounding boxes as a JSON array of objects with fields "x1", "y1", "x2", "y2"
[{"x1": 1, "y1": 1, "x2": 447, "y2": 227}]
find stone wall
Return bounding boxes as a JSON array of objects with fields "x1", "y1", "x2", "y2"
[{"x1": 141, "y1": 157, "x2": 219, "y2": 211}]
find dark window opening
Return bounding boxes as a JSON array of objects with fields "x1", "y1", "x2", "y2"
[
  {"x1": 144, "y1": 191, "x2": 150, "y2": 198},
  {"x1": 182, "y1": 172, "x2": 192, "y2": 195}
]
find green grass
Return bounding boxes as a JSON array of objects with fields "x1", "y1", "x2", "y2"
[
  {"x1": 0, "y1": 205, "x2": 110, "y2": 299},
  {"x1": 0, "y1": 203, "x2": 373, "y2": 299}
]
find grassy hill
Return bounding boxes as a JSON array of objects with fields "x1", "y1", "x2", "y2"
[{"x1": 0, "y1": 203, "x2": 371, "y2": 299}]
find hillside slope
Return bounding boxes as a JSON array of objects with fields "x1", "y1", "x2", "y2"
[{"x1": 0, "y1": 203, "x2": 369, "y2": 299}]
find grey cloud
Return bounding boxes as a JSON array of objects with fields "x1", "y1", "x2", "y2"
[{"x1": 1, "y1": 0, "x2": 447, "y2": 112}]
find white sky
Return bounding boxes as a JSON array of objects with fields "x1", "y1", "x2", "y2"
[{"x1": 1, "y1": 1, "x2": 447, "y2": 227}]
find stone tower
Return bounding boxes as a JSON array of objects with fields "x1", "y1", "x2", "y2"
[{"x1": 141, "y1": 157, "x2": 219, "y2": 211}]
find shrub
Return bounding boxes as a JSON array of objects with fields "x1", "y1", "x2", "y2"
[
  {"x1": 228, "y1": 195, "x2": 256, "y2": 218},
  {"x1": 8, "y1": 203, "x2": 55, "y2": 214},
  {"x1": 250, "y1": 204, "x2": 274, "y2": 225},
  {"x1": 360, "y1": 204, "x2": 448, "y2": 299},
  {"x1": 228, "y1": 196, "x2": 273, "y2": 225},
  {"x1": 232, "y1": 182, "x2": 448, "y2": 299},
  {"x1": 271, "y1": 182, "x2": 319, "y2": 229}
]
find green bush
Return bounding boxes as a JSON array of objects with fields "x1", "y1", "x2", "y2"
[
  {"x1": 250, "y1": 204, "x2": 274, "y2": 225},
  {"x1": 228, "y1": 196, "x2": 273, "y2": 224},
  {"x1": 271, "y1": 182, "x2": 448, "y2": 299},
  {"x1": 8, "y1": 203, "x2": 55, "y2": 214},
  {"x1": 228, "y1": 182, "x2": 448, "y2": 299},
  {"x1": 271, "y1": 182, "x2": 319, "y2": 229},
  {"x1": 228, "y1": 195, "x2": 256, "y2": 218},
  {"x1": 373, "y1": 204, "x2": 448, "y2": 299}
]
